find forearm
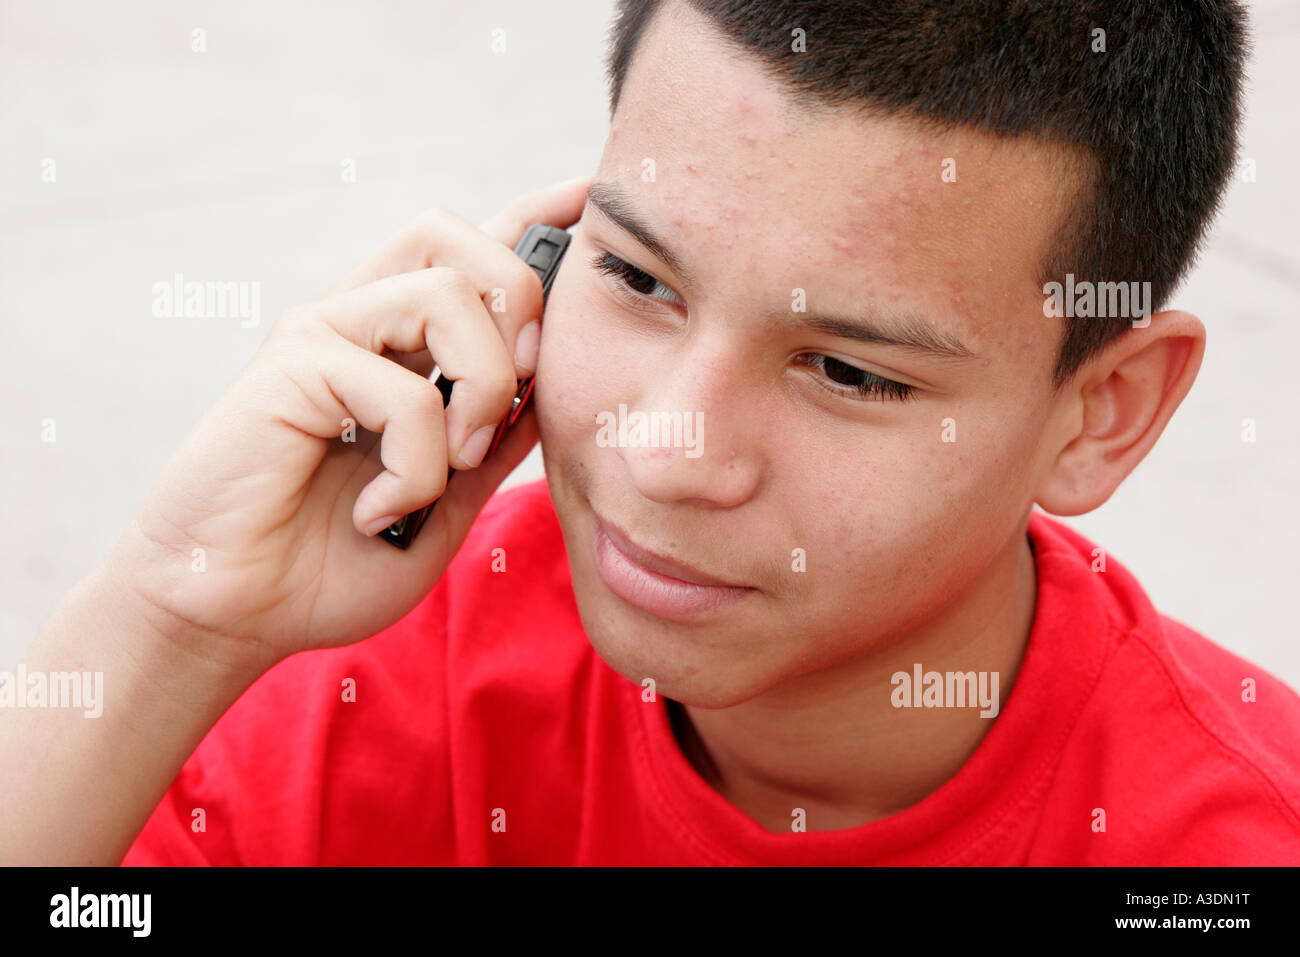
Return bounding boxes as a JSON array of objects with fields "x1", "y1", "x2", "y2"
[{"x1": 0, "y1": 561, "x2": 267, "y2": 865}]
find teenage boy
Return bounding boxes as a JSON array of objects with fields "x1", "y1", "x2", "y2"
[{"x1": 4, "y1": 0, "x2": 1297, "y2": 865}]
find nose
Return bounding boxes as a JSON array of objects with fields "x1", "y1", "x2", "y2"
[{"x1": 607, "y1": 338, "x2": 763, "y2": 508}]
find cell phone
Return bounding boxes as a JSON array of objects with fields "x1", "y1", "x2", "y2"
[{"x1": 377, "y1": 222, "x2": 571, "y2": 550}]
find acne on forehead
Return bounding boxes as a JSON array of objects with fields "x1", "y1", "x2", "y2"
[{"x1": 605, "y1": 17, "x2": 1081, "y2": 363}]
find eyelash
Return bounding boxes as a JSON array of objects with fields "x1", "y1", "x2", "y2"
[
  {"x1": 590, "y1": 249, "x2": 917, "y2": 403},
  {"x1": 793, "y1": 354, "x2": 917, "y2": 402},
  {"x1": 590, "y1": 250, "x2": 683, "y2": 310}
]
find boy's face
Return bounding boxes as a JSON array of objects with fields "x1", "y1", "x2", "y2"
[{"x1": 534, "y1": 1, "x2": 1081, "y2": 706}]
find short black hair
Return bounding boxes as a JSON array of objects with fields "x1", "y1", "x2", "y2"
[{"x1": 604, "y1": 0, "x2": 1249, "y2": 388}]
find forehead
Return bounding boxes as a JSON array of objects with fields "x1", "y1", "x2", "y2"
[{"x1": 597, "y1": 0, "x2": 1083, "y2": 365}]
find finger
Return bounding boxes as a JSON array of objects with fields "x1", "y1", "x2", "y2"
[
  {"x1": 327, "y1": 206, "x2": 549, "y2": 377},
  {"x1": 274, "y1": 327, "x2": 451, "y2": 533},
  {"x1": 426, "y1": 404, "x2": 541, "y2": 552},
  {"x1": 477, "y1": 174, "x2": 593, "y2": 247},
  {"x1": 331, "y1": 176, "x2": 590, "y2": 297},
  {"x1": 296, "y1": 271, "x2": 517, "y2": 471},
  {"x1": 383, "y1": 347, "x2": 435, "y2": 380}
]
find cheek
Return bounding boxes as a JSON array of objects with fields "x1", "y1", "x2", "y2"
[
  {"x1": 535, "y1": 281, "x2": 638, "y2": 450},
  {"x1": 789, "y1": 423, "x2": 937, "y2": 561},
  {"x1": 787, "y1": 420, "x2": 1007, "y2": 603}
]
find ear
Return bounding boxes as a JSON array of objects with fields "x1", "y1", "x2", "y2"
[{"x1": 1035, "y1": 310, "x2": 1206, "y2": 516}]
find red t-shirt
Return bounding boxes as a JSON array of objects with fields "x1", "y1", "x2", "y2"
[{"x1": 121, "y1": 478, "x2": 1300, "y2": 865}]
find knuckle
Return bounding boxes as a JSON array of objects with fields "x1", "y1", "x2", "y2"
[
  {"x1": 404, "y1": 205, "x2": 451, "y2": 237},
  {"x1": 483, "y1": 365, "x2": 518, "y2": 413},
  {"x1": 267, "y1": 305, "x2": 324, "y2": 352},
  {"x1": 492, "y1": 203, "x2": 527, "y2": 239},
  {"x1": 393, "y1": 208, "x2": 450, "y2": 263},
  {"x1": 403, "y1": 206, "x2": 472, "y2": 247},
  {"x1": 507, "y1": 255, "x2": 545, "y2": 308},
  {"x1": 409, "y1": 379, "x2": 447, "y2": 419},
  {"x1": 428, "y1": 470, "x2": 450, "y2": 501},
  {"x1": 274, "y1": 304, "x2": 314, "y2": 335},
  {"x1": 408, "y1": 458, "x2": 447, "y2": 503},
  {"x1": 425, "y1": 265, "x2": 476, "y2": 300},
  {"x1": 413, "y1": 438, "x2": 451, "y2": 498}
]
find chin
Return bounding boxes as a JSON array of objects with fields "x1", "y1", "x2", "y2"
[
  {"x1": 567, "y1": 591, "x2": 772, "y2": 709},
  {"x1": 542, "y1": 450, "x2": 784, "y2": 708}
]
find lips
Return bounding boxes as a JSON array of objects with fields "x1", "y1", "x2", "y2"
[
  {"x1": 594, "y1": 514, "x2": 750, "y2": 588},
  {"x1": 591, "y1": 512, "x2": 757, "y2": 620}
]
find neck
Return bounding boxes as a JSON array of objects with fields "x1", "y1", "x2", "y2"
[{"x1": 669, "y1": 518, "x2": 1039, "y2": 833}]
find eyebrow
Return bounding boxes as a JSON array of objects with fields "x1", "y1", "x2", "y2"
[
  {"x1": 785, "y1": 310, "x2": 977, "y2": 361},
  {"x1": 585, "y1": 180, "x2": 979, "y2": 361},
  {"x1": 587, "y1": 180, "x2": 696, "y2": 287}
]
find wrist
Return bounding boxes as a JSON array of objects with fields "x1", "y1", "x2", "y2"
[
  {"x1": 84, "y1": 547, "x2": 279, "y2": 694},
  {"x1": 5, "y1": 555, "x2": 271, "y2": 865}
]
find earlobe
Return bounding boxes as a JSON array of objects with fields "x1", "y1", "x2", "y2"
[{"x1": 1034, "y1": 310, "x2": 1206, "y2": 517}]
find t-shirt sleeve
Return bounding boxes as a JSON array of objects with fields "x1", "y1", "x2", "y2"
[{"x1": 121, "y1": 581, "x2": 457, "y2": 866}]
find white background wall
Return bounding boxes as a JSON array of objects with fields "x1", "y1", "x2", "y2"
[{"x1": 2, "y1": 0, "x2": 1297, "y2": 690}]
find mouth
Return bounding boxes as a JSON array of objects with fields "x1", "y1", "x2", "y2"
[{"x1": 591, "y1": 512, "x2": 757, "y2": 620}]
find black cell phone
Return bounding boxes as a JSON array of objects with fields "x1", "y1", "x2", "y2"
[{"x1": 377, "y1": 223, "x2": 571, "y2": 550}]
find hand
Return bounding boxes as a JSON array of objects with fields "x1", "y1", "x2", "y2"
[{"x1": 103, "y1": 176, "x2": 590, "y2": 673}]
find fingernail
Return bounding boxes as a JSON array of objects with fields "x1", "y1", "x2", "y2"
[
  {"x1": 514, "y1": 321, "x2": 540, "y2": 372},
  {"x1": 460, "y1": 425, "x2": 496, "y2": 468},
  {"x1": 365, "y1": 514, "x2": 401, "y2": 537}
]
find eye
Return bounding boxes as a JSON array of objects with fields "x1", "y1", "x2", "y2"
[
  {"x1": 589, "y1": 250, "x2": 684, "y2": 311},
  {"x1": 795, "y1": 353, "x2": 917, "y2": 402}
]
